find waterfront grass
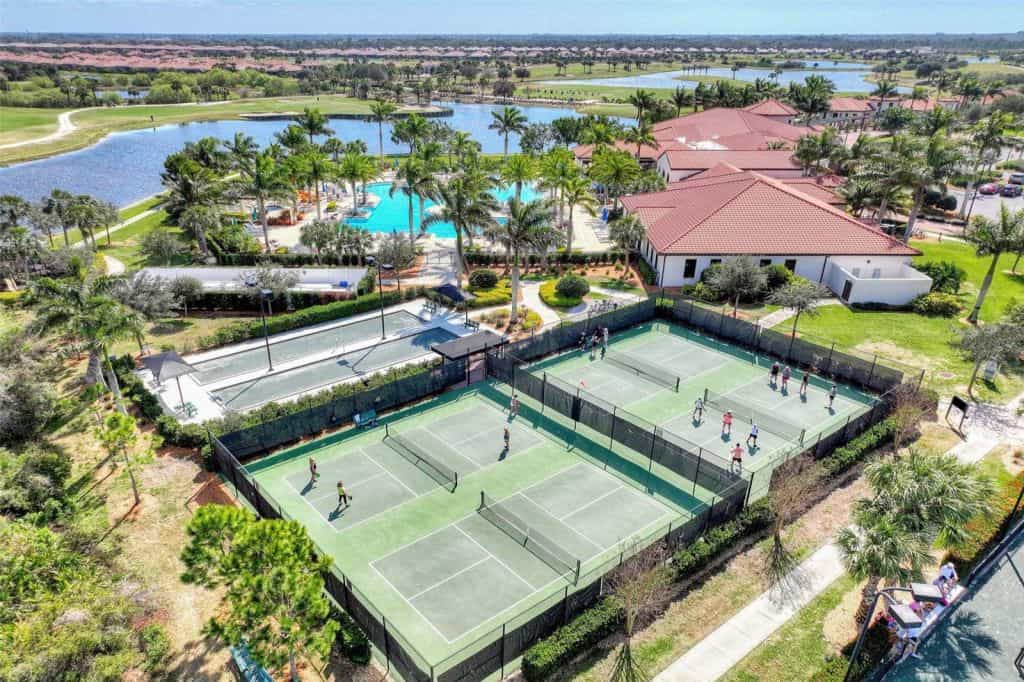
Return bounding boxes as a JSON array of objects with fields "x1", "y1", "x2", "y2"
[{"x1": 0, "y1": 107, "x2": 68, "y2": 145}]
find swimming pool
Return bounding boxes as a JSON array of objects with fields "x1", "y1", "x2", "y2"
[{"x1": 346, "y1": 182, "x2": 542, "y2": 238}]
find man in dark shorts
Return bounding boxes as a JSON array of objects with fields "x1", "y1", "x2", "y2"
[
  {"x1": 503, "y1": 426, "x2": 510, "y2": 452},
  {"x1": 769, "y1": 362, "x2": 780, "y2": 387},
  {"x1": 731, "y1": 443, "x2": 743, "y2": 474},
  {"x1": 309, "y1": 457, "x2": 319, "y2": 485},
  {"x1": 336, "y1": 480, "x2": 352, "y2": 510}
]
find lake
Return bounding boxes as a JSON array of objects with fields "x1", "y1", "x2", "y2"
[
  {"x1": 0, "y1": 102, "x2": 615, "y2": 207},
  {"x1": 542, "y1": 66, "x2": 909, "y2": 94}
]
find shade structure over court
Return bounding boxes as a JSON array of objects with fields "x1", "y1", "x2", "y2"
[
  {"x1": 432, "y1": 330, "x2": 506, "y2": 361},
  {"x1": 140, "y1": 350, "x2": 196, "y2": 406}
]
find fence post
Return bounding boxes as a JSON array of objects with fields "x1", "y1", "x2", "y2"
[
  {"x1": 693, "y1": 450, "x2": 703, "y2": 496},
  {"x1": 609, "y1": 406, "x2": 617, "y2": 451},
  {"x1": 866, "y1": 355, "x2": 878, "y2": 389},
  {"x1": 383, "y1": 616, "x2": 391, "y2": 672},
  {"x1": 825, "y1": 342, "x2": 835, "y2": 375},
  {"x1": 562, "y1": 585, "x2": 571, "y2": 625},
  {"x1": 541, "y1": 373, "x2": 547, "y2": 415},
  {"x1": 718, "y1": 307, "x2": 726, "y2": 336},
  {"x1": 500, "y1": 623, "x2": 507, "y2": 679},
  {"x1": 753, "y1": 322, "x2": 762, "y2": 355},
  {"x1": 744, "y1": 469, "x2": 754, "y2": 507}
]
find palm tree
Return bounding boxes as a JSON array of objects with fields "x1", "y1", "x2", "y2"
[
  {"x1": 960, "y1": 112, "x2": 1016, "y2": 218},
  {"x1": 322, "y1": 137, "x2": 345, "y2": 163},
  {"x1": 302, "y1": 150, "x2": 335, "y2": 220},
  {"x1": 389, "y1": 158, "x2": 430, "y2": 243},
  {"x1": 837, "y1": 177, "x2": 880, "y2": 217},
  {"x1": 609, "y1": 214, "x2": 646, "y2": 281},
  {"x1": 274, "y1": 124, "x2": 309, "y2": 155},
  {"x1": 859, "y1": 135, "x2": 923, "y2": 222},
  {"x1": 232, "y1": 149, "x2": 289, "y2": 253},
  {"x1": 627, "y1": 89, "x2": 655, "y2": 123},
  {"x1": 964, "y1": 204, "x2": 1024, "y2": 324},
  {"x1": 624, "y1": 120, "x2": 656, "y2": 161},
  {"x1": 29, "y1": 260, "x2": 133, "y2": 403},
  {"x1": 671, "y1": 86, "x2": 689, "y2": 117},
  {"x1": 367, "y1": 100, "x2": 397, "y2": 164},
  {"x1": 162, "y1": 158, "x2": 222, "y2": 221},
  {"x1": 489, "y1": 106, "x2": 528, "y2": 159},
  {"x1": 500, "y1": 154, "x2": 538, "y2": 202},
  {"x1": 871, "y1": 80, "x2": 899, "y2": 114},
  {"x1": 423, "y1": 172, "x2": 499, "y2": 287},
  {"x1": 589, "y1": 149, "x2": 641, "y2": 211},
  {"x1": 337, "y1": 151, "x2": 378, "y2": 210},
  {"x1": 178, "y1": 205, "x2": 220, "y2": 258},
  {"x1": 579, "y1": 121, "x2": 619, "y2": 148},
  {"x1": 295, "y1": 107, "x2": 334, "y2": 146},
  {"x1": 562, "y1": 175, "x2": 599, "y2": 253},
  {"x1": 448, "y1": 131, "x2": 480, "y2": 167},
  {"x1": 489, "y1": 198, "x2": 561, "y2": 323},
  {"x1": 903, "y1": 133, "x2": 962, "y2": 240},
  {"x1": 43, "y1": 189, "x2": 75, "y2": 246},
  {"x1": 225, "y1": 132, "x2": 258, "y2": 166}
]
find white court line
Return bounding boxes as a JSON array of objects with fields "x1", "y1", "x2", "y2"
[
  {"x1": 366, "y1": 447, "x2": 421, "y2": 497},
  {"x1": 516, "y1": 492, "x2": 603, "y2": 554},
  {"x1": 453, "y1": 526, "x2": 538, "y2": 591},
  {"x1": 406, "y1": 556, "x2": 493, "y2": 601},
  {"x1": 369, "y1": 563, "x2": 453, "y2": 643},
  {"x1": 302, "y1": 469, "x2": 391, "y2": 504},
  {"x1": 285, "y1": 476, "x2": 340, "y2": 535},
  {"x1": 556, "y1": 485, "x2": 625, "y2": 522}
]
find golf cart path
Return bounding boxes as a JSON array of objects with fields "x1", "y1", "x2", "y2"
[{"x1": 0, "y1": 108, "x2": 85, "y2": 150}]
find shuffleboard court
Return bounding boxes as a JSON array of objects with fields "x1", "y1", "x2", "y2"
[
  {"x1": 212, "y1": 326, "x2": 455, "y2": 411},
  {"x1": 246, "y1": 385, "x2": 693, "y2": 669},
  {"x1": 192, "y1": 310, "x2": 425, "y2": 385}
]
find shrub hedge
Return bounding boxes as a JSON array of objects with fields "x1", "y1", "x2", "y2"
[
  {"x1": 943, "y1": 466, "x2": 1024, "y2": 575},
  {"x1": 911, "y1": 292, "x2": 962, "y2": 317},
  {"x1": 466, "y1": 250, "x2": 625, "y2": 267},
  {"x1": 466, "y1": 279, "x2": 513, "y2": 308},
  {"x1": 468, "y1": 268, "x2": 498, "y2": 289},
  {"x1": 521, "y1": 598, "x2": 623, "y2": 680},
  {"x1": 556, "y1": 274, "x2": 590, "y2": 299},
  {"x1": 819, "y1": 417, "x2": 897, "y2": 478},
  {"x1": 672, "y1": 499, "x2": 773, "y2": 578},
  {"x1": 539, "y1": 279, "x2": 583, "y2": 309}
]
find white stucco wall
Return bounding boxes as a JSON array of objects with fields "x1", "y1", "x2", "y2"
[
  {"x1": 825, "y1": 258, "x2": 932, "y2": 305},
  {"x1": 138, "y1": 266, "x2": 367, "y2": 292},
  {"x1": 650, "y1": 253, "x2": 830, "y2": 288}
]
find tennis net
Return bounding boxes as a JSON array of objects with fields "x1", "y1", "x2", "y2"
[
  {"x1": 384, "y1": 425, "x2": 458, "y2": 492},
  {"x1": 606, "y1": 352, "x2": 680, "y2": 391},
  {"x1": 478, "y1": 492, "x2": 581, "y2": 583},
  {"x1": 703, "y1": 388, "x2": 805, "y2": 444}
]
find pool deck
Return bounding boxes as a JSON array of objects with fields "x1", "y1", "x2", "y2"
[{"x1": 138, "y1": 299, "x2": 478, "y2": 422}]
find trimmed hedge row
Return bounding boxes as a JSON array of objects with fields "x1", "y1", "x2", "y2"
[
  {"x1": 184, "y1": 290, "x2": 346, "y2": 313},
  {"x1": 539, "y1": 278, "x2": 583, "y2": 309},
  {"x1": 820, "y1": 418, "x2": 897, "y2": 478},
  {"x1": 672, "y1": 499, "x2": 773, "y2": 578},
  {"x1": 466, "y1": 250, "x2": 625, "y2": 267},
  {"x1": 521, "y1": 598, "x2": 623, "y2": 680},
  {"x1": 217, "y1": 253, "x2": 369, "y2": 267}
]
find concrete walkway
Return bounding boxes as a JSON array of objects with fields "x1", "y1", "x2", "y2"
[
  {"x1": 756, "y1": 298, "x2": 841, "y2": 329},
  {"x1": 655, "y1": 543, "x2": 846, "y2": 682},
  {"x1": 520, "y1": 281, "x2": 562, "y2": 325}
]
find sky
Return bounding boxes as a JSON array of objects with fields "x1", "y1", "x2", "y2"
[{"x1": 0, "y1": 0, "x2": 1011, "y2": 36}]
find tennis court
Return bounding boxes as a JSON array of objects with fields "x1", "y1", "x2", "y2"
[
  {"x1": 191, "y1": 310, "x2": 426, "y2": 385},
  {"x1": 247, "y1": 384, "x2": 692, "y2": 667},
  {"x1": 530, "y1": 322, "x2": 877, "y2": 478},
  {"x1": 210, "y1": 326, "x2": 455, "y2": 411}
]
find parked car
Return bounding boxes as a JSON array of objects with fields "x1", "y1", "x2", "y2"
[
  {"x1": 1001, "y1": 184, "x2": 1023, "y2": 198},
  {"x1": 978, "y1": 183, "x2": 1002, "y2": 195},
  {"x1": 1008, "y1": 173, "x2": 1024, "y2": 185}
]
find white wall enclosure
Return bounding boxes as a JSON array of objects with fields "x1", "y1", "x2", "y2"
[
  {"x1": 138, "y1": 266, "x2": 368, "y2": 292},
  {"x1": 824, "y1": 259, "x2": 932, "y2": 306}
]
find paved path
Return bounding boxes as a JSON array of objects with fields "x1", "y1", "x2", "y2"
[
  {"x1": 103, "y1": 255, "x2": 126, "y2": 275},
  {"x1": 70, "y1": 207, "x2": 160, "y2": 253},
  {"x1": 520, "y1": 281, "x2": 562, "y2": 325},
  {"x1": 756, "y1": 298, "x2": 841, "y2": 329},
  {"x1": 0, "y1": 108, "x2": 84, "y2": 150},
  {"x1": 655, "y1": 543, "x2": 846, "y2": 682}
]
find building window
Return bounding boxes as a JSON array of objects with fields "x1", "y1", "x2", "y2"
[
  {"x1": 683, "y1": 259, "x2": 697, "y2": 278},
  {"x1": 710, "y1": 258, "x2": 722, "y2": 267},
  {"x1": 759, "y1": 258, "x2": 772, "y2": 267},
  {"x1": 784, "y1": 259, "x2": 797, "y2": 271}
]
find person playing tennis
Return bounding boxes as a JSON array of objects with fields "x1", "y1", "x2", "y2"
[
  {"x1": 800, "y1": 370, "x2": 810, "y2": 397},
  {"x1": 827, "y1": 384, "x2": 838, "y2": 410},
  {"x1": 781, "y1": 365, "x2": 792, "y2": 392},
  {"x1": 721, "y1": 410, "x2": 733, "y2": 436},
  {"x1": 731, "y1": 443, "x2": 744, "y2": 474},
  {"x1": 692, "y1": 396, "x2": 704, "y2": 423},
  {"x1": 503, "y1": 426, "x2": 510, "y2": 452},
  {"x1": 309, "y1": 457, "x2": 319, "y2": 484},
  {"x1": 769, "y1": 361, "x2": 780, "y2": 387},
  {"x1": 336, "y1": 480, "x2": 352, "y2": 510},
  {"x1": 747, "y1": 422, "x2": 759, "y2": 449},
  {"x1": 509, "y1": 394, "x2": 520, "y2": 418}
]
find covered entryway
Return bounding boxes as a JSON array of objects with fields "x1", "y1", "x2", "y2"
[{"x1": 432, "y1": 330, "x2": 507, "y2": 385}]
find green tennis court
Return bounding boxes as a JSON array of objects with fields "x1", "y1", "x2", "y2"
[
  {"x1": 530, "y1": 322, "x2": 877, "y2": 479},
  {"x1": 246, "y1": 384, "x2": 694, "y2": 665}
]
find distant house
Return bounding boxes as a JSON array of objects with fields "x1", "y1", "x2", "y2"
[
  {"x1": 621, "y1": 164, "x2": 930, "y2": 305},
  {"x1": 822, "y1": 97, "x2": 874, "y2": 127},
  {"x1": 656, "y1": 149, "x2": 802, "y2": 182},
  {"x1": 573, "y1": 140, "x2": 661, "y2": 169}
]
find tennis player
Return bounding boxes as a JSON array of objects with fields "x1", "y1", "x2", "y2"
[
  {"x1": 800, "y1": 371, "x2": 810, "y2": 397},
  {"x1": 692, "y1": 396, "x2": 704, "y2": 422},
  {"x1": 721, "y1": 410, "x2": 733, "y2": 436},
  {"x1": 827, "y1": 384, "x2": 838, "y2": 410},
  {"x1": 746, "y1": 423, "x2": 759, "y2": 448},
  {"x1": 731, "y1": 443, "x2": 743, "y2": 473},
  {"x1": 781, "y1": 365, "x2": 792, "y2": 391},
  {"x1": 309, "y1": 457, "x2": 319, "y2": 484},
  {"x1": 336, "y1": 480, "x2": 352, "y2": 510},
  {"x1": 769, "y1": 361, "x2": 780, "y2": 387},
  {"x1": 509, "y1": 394, "x2": 520, "y2": 418},
  {"x1": 503, "y1": 426, "x2": 510, "y2": 452}
]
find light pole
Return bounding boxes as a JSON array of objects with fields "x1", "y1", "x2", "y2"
[
  {"x1": 844, "y1": 586, "x2": 919, "y2": 681},
  {"x1": 366, "y1": 257, "x2": 394, "y2": 339},
  {"x1": 245, "y1": 275, "x2": 274, "y2": 371}
]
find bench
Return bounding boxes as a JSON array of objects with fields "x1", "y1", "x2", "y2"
[
  {"x1": 180, "y1": 402, "x2": 198, "y2": 418},
  {"x1": 423, "y1": 299, "x2": 438, "y2": 314},
  {"x1": 353, "y1": 409, "x2": 378, "y2": 428},
  {"x1": 465, "y1": 318, "x2": 480, "y2": 331}
]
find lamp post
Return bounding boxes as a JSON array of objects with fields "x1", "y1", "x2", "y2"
[
  {"x1": 844, "y1": 586, "x2": 918, "y2": 681},
  {"x1": 245, "y1": 275, "x2": 274, "y2": 371},
  {"x1": 365, "y1": 257, "x2": 394, "y2": 339}
]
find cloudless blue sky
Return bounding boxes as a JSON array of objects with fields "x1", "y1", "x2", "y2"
[{"x1": 0, "y1": 0, "x2": 1010, "y2": 35}]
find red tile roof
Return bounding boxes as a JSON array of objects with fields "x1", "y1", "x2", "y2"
[
  {"x1": 620, "y1": 166, "x2": 919, "y2": 257},
  {"x1": 829, "y1": 97, "x2": 873, "y2": 113},
  {"x1": 741, "y1": 99, "x2": 799, "y2": 117},
  {"x1": 780, "y1": 176, "x2": 845, "y2": 205},
  {"x1": 572, "y1": 141, "x2": 661, "y2": 161},
  {"x1": 661, "y1": 149, "x2": 800, "y2": 172},
  {"x1": 651, "y1": 108, "x2": 812, "y2": 150}
]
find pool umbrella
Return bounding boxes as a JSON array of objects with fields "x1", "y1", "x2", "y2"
[{"x1": 140, "y1": 351, "x2": 197, "y2": 409}]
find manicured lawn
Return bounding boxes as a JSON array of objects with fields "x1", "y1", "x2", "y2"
[
  {"x1": 523, "y1": 61, "x2": 682, "y2": 82},
  {"x1": 95, "y1": 209, "x2": 189, "y2": 270},
  {"x1": 586, "y1": 275, "x2": 645, "y2": 296},
  {"x1": 721, "y1": 574, "x2": 858, "y2": 682},
  {"x1": 61, "y1": 194, "x2": 166, "y2": 246},
  {"x1": 0, "y1": 107, "x2": 66, "y2": 144},
  {"x1": 782, "y1": 238, "x2": 1024, "y2": 402}
]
